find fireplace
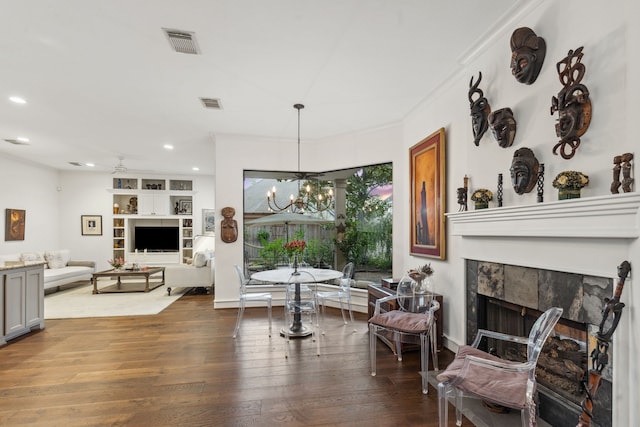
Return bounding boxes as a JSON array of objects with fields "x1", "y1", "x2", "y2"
[
  {"x1": 466, "y1": 260, "x2": 611, "y2": 426},
  {"x1": 447, "y1": 193, "x2": 640, "y2": 427}
]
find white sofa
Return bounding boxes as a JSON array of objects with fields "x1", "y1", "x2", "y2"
[
  {"x1": 0, "y1": 250, "x2": 95, "y2": 292},
  {"x1": 165, "y1": 249, "x2": 214, "y2": 295}
]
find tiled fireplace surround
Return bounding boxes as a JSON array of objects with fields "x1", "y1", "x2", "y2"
[{"x1": 446, "y1": 193, "x2": 639, "y2": 427}]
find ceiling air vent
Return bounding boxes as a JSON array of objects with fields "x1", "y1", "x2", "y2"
[
  {"x1": 68, "y1": 162, "x2": 84, "y2": 167},
  {"x1": 200, "y1": 98, "x2": 222, "y2": 109},
  {"x1": 4, "y1": 138, "x2": 29, "y2": 145},
  {"x1": 163, "y1": 28, "x2": 200, "y2": 55}
]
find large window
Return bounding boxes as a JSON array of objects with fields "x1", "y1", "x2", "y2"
[{"x1": 243, "y1": 162, "x2": 392, "y2": 281}]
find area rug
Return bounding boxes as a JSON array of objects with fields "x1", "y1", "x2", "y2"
[{"x1": 44, "y1": 283, "x2": 189, "y2": 319}]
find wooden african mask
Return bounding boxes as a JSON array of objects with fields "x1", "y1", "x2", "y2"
[
  {"x1": 510, "y1": 147, "x2": 539, "y2": 194},
  {"x1": 488, "y1": 107, "x2": 517, "y2": 148},
  {"x1": 550, "y1": 46, "x2": 591, "y2": 159},
  {"x1": 510, "y1": 27, "x2": 546, "y2": 85},
  {"x1": 468, "y1": 72, "x2": 491, "y2": 146}
]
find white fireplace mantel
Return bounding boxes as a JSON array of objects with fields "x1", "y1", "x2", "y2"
[
  {"x1": 447, "y1": 193, "x2": 639, "y2": 427},
  {"x1": 446, "y1": 192, "x2": 640, "y2": 240}
]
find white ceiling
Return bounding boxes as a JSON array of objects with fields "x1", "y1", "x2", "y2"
[{"x1": 0, "y1": 0, "x2": 521, "y2": 176}]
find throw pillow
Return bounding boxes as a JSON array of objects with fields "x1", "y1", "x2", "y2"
[
  {"x1": 20, "y1": 251, "x2": 46, "y2": 266},
  {"x1": 193, "y1": 251, "x2": 208, "y2": 267},
  {"x1": 44, "y1": 250, "x2": 71, "y2": 269}
]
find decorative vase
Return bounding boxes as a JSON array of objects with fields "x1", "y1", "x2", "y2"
[
  {"x1": 474, "y1": 201, "x2": 489, "y2": 210},
  {"x1": 292, "y1": 253, "x2": 300, "y2": 275},
  {"x1": 558, "y1": 187, "x2": 581, "y2": 200},
  {"x1": 413, "y1": 275, "x2": 434, "y2": 295}
]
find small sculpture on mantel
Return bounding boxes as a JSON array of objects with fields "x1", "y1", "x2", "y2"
[
  {"x1": 469, "y1": 72, "x2": 491, "y2": 146},
  {"x1": 611, "y1": 153, "x2": 634, "y2": 193},
  {"x1": 510, "y1": 27, "x2": 546, "y2": 85},
  {"x1": 457, "y1": 175, "x2": 469, "y2": 211},
  {"x1": 488, "y1": 107, "x2": 517, "y2": 148},
  {"x1": 621, "y1": 152, "x2": 634, "y2": 193},
  {"x1": 550, "y1": 46, "x2": 592, "y2": 159},
  {"x1": 510, "y1": 147, "x2": 540, "y2": 194}
]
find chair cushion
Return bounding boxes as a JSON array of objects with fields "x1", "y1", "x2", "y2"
[
  {"x1": 368, "y1": 310, "x2": 431, "y2": 333},
  {"x1": 436, "y1": 345, "x2": 529, "y2": 409}
]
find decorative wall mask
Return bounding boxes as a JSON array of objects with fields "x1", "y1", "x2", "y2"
[
  {"x1": 510, "y1": 27, "x2": 546, "y2": 85},
  {"x1": 488, "y1": 107, "x2": 517, "y2": 148},
  {"x1": 510, "y1": 147, "x2": 539, "y2": 194},
  {"x1": 468, "y1": 72, "x2": 491, "y2": 146},
  {"x1": 550, "y1": 46, "x2": 592, "y2": 159},
  {"x1": 220, "y1": 206, "x2": 238, "y2": 243}
]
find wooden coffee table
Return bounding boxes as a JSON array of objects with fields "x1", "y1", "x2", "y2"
[{"x1": 92, "y1": 267, "x2": 165, "y2": 294}]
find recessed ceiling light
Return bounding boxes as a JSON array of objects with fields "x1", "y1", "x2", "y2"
[
  {"x1": 16, "y1": 137, "x2": 29, "y2": 143},
  {"x1": 163, "y1": 144, "x2": 174, "y2": 150},
  {"x1": 85, "y1": 163, "x2": 95, "y2": 167},
  {"x1": 192, "y1": 167, "x2": 200, "y2": 171},
  {"x1": 9, "y1": 96, "x2": 27, "y2": 104}
]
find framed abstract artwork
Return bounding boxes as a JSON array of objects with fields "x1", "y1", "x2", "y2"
[
  {"x1": 202, "y1": 209, "x2": 215, "y2": 235},
  {"x1": 409, "y1": 128, "x2": 446, "y2": 259},
  {"x1": 81, "y1": 215, "x2": 103, "y2": 236},
  {"x1": 5, "y1": 209, "x2": 26, "y2": 241}
]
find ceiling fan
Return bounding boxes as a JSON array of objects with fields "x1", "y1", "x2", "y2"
[{"x1": 111, "y1": 156, "x2": 128, "y2": 174}]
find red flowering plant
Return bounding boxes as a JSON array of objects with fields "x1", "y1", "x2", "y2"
[
  {"x1": 283, "y1": 240, "x2": 306, "y2": 256},
  {"x1": 108, "y1": 256, "x2": 125, "y2": 269}
]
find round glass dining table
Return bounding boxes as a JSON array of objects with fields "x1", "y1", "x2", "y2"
[{"x1": 251, "y1": 267, "x2": 343, "y2": 337}]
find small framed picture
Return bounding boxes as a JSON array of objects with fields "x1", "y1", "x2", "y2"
[
  {"x1": 81, "y1": 215, "x2": 103, "y2": 236},
  {"x1": 179, "y1": 199, "x2": 193, "y2": 215},
  {"x1": 202, "y1": 209, "x2": 215, "y2": 235}
]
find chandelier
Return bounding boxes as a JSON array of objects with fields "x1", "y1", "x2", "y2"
[{"x1": 266, "y1": 104, "x2": 334, "y2": 213}]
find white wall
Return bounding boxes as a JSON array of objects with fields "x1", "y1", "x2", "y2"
[
  {"x1": 399, "y1": 0, "x2": 637, "y2": 425},
  {"x1": 402, "y1": 0, "x2": 633, "y2": 351},
  {"x1": 0, "y1": 155, "x2": 60, "y2": 251}
]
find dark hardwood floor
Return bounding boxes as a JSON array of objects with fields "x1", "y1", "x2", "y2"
[{"x1": 0, "y1": 291, "x2": 472, "y2": 426}]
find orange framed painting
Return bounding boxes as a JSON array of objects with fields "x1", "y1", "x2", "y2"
[
  {"x1": 410, "y1": 128, "x2": 446, "y2": 259},
  {"x1": 5, "y1": 208, "x2": 26, "y2": 241}
]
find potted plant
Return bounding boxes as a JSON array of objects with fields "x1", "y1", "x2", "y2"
[
  {"x1": 470, "y1": 188, "x2": 493, "y2": 209},
  {"x1": 552, "y1": 170, "x2": 589, "y2": 199}
]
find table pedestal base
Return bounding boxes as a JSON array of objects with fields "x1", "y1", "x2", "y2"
[{"x1": 280, "y1": 325, "x2": 313, "y2": 338}]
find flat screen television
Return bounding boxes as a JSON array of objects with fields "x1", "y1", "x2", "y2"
[{"x1": 134, "y1": 226, "x2": 179, "y2": 252}]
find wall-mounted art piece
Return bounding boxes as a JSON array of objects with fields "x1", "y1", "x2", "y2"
[
  {"x1": 202, "y1": 208, "x2": 215, "y2": 235},
  {"x1": 550, "y1": 46, "x2": 591, "y2": 159},
  {"x1": 5, "y1": 208, "x2": 26, "y2": 241},
  {"x1": 410, "y1": 128, "x2": 446, "y2": 260},
  {"x1": 510, "y1": 147, "x2": 540, "y2": 194},
  {"x1": 81, "y1": 215, "x2": 103, "y2": 236},
  {"x1": 220, "y1": 206, "x2": 238, "y2": 243},
  {"x1": 510, "y1": 27, "x2": 546, "y2": 85},
  {"x1": 469, "y1": 72, "x2": 491, "y2": 146},
  {"x1": 488, "y1": 107, "x2": 517, "y2": 148}
]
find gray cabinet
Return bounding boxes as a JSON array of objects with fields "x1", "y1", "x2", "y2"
[{"x1": 1, "y1": 264, "x2": 45, "y2": 345}]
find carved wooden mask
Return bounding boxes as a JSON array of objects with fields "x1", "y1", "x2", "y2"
[{"x1": 510, "y1": 27, "x2": 546, "y2": 85}]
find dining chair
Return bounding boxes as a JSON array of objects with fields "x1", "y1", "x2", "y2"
[
  {"x1": 232, "y1": 264, "x2": 273, "y2": 338},
  {"x1": 284, "y1": 271, "x2": 320, "y2": 358},
  {"x1": 316, "y1": 262, "x2": 354, "y2": 333},
  {"x1": 368, "y1": 275, "x2": 439, "y2": 394},
  {"x1": 436, "y1": 306, "x2": 563, "y2": 427}
]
